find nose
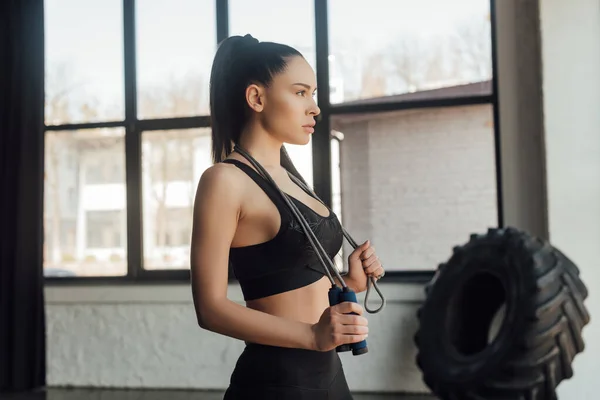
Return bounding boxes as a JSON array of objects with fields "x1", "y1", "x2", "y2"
[{"x1": 308, "y1": 98, "x2": 321, "y2": 117}]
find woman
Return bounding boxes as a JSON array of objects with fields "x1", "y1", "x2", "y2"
[{"x1": 190, "y1": 34, "x2": 385, "y2": 399}]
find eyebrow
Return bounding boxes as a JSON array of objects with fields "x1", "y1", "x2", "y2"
[{"x1": 293, "y1": 83, "x2": 318, "y2": 91}]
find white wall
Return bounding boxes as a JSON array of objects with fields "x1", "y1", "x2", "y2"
[
  {"x1": 45, "y1": 283, "x2": 429, "y2": 393},
  {"x1": 335, "y1": 105, "x2": 498, "y2": 272},
  {"x1": 493, "y1": 1, "x2": 600, "y2": 397},
  {"x1": 539, "y1": 0, "x2": 600, "y2": 398}
]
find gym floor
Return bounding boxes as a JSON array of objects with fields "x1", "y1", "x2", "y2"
[{"x1": 6, "y1": 388, "x2": 437, "y2": 399}]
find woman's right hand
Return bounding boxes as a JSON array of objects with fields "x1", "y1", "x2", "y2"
[{"x1": 310, "y1": 302, "x2": 369, "y2": 352}]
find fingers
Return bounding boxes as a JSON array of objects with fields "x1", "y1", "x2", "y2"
[
  {"x1": 363, "y1": 257, "x2": 382, "y2": 275},
  {"x1": 335, "y1": 334, "x2": 369, "y2": 345},
  {"x1": 333, "y1": 322, "x2": 368, "y2": 336},
  {"x1": 360, "y1": 246, "x2": 375, "y2": 261},
  {"x1": 358, "y1": 243, "x2": 384, "y2": 278},
  {"x1": 337, "y1": 313, "x2": 369, "y2": 327},
  {"x1": 348, "y1": 240, "x2": 370, "y2": 261},
  {"x1": 371, "y1": 267, "x2": 385, "y2": 280},
  {"x1": 333, "y1": 313, "x2": 369, "y2": 345},
  {"x1": 362, "y1": 253, "x2": 378, "y2": 269},
  {"x1": 323, "y1": 303, "x2": 370, "y2": 348},
  {"x1": 332, "y1": 303, "x2": 369, "y2": 329},
  {"x1": 334, "y1": 301, "x2": 364, "y2": 315}
]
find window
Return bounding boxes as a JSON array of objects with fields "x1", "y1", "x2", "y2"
[
  {"x1": 43, "y1": 129, "x2": 127, "y2": 277},
  {"x1": 328, "y1": 0, "x2": 492, "y2": 104},
  {"x1": 135, "y1": 0, "x2": 216, "y2": 119},
  {"x1": 326, "y1": 0, "x2": 497, "y2": 273},
  {"x1": 141, "y1": 129, "x2": 212, "y2": 270},
  {"x1": 142, "y1": 130, "x2": 202, "y2": 183},
  {"x1": 85, "y1": 150, "x2": 125, "y2": 185},
  {"x1": 44, "y1": 0, "x2": 124, "y2": 125},
  {"x1": 43, "y1": 1, "x2": 499, "y2": 282},
  {"x1": 229, "y1": 0, "x2": 316, "y2": 69},
  {"x1": 86, "y1": 210, "x2": 125, "y2": 249}
]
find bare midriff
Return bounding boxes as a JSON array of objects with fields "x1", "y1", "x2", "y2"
[{"x1": 245, "y1": 276, "x2": 331, "y2": 325}]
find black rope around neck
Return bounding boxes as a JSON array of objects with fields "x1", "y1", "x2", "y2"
[{"x1": 233, "y1": 145, "x2": 385, "y2": 314}]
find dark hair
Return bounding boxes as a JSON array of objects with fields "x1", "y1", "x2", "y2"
[{"x1": 209, "y1": 34, "x2": 309, "y2": 186}]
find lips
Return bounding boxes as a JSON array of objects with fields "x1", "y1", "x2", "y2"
[{"x1": 302, "y1": 124, "x2": 315, "y2": 134}]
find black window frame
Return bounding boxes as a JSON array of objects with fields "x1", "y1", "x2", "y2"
[{"x1": 44, "y1": 0, "x2": 502, "y2": 285}]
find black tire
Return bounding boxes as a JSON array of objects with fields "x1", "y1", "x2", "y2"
[{"x1": 414, "y1": 227, "x2": 590, "y2": 400}]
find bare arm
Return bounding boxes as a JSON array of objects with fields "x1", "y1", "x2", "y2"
[{"x1": 190, "y1": 165, "x2": 317, "y2": 350}]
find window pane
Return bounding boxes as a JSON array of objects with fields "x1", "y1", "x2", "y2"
[
  {"x1": 136, "y1": 0, "x2": 216, "y2": 119},
  {"x1": 229, "y1": 0, "x2": 316, "y2": 70},
  {"x1": 284, "y1": 141, "x2": 314, "y2": 188},
  {"x1": 332, "y1": 105, "x2": 498, "y2": 271},
  {"x1": 44, "y1": 0, "x2": 124, "y2": 125},
  {"x1": 328, "y1": 0, "x2": 492, "y2": 104},
  {"x1": 142, "y1": 129, "x2": 212, "y2": 269},
  {"x1": 44, "y1": 128, "x2": 127, "y2": 277}
]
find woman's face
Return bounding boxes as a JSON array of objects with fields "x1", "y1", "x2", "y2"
[{"x1": 251, "y1": 55, "x2": 321, "y2": 145}]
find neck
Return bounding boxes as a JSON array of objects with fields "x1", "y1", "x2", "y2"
[{"x1": 237, "y1": 122, "x2": 282, "y2": 168}]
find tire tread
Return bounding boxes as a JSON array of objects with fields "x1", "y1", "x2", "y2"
[{"x1": 415, "y1": 228, "x2": 590, "y2": 400}]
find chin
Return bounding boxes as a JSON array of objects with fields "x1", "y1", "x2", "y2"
[
  {"x1": 301, "y1": 135, "x2": 312, "y2": 145},
  {"x1": 286, "y1": 135, "x2": 311, "y2": 146},
  {"x1": 299, "y1": 136, "x2": 312, "y2": 146}
]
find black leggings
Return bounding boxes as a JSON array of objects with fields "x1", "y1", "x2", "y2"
[{"x1": 223, "y1": 343, "x2": 353, "y2": 400}]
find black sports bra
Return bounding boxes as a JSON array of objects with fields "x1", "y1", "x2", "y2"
[{"x1": 222, "y1": 159, "x2": 344, "y2": 301}]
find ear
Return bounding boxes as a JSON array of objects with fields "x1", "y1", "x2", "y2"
[{"x1": 245, "y1": 83, "x2": 265, "y2": 112}]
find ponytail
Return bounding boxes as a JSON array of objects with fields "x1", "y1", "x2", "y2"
[{"x1": 208, "y1": 35, "x2": 248, "y2": 164}]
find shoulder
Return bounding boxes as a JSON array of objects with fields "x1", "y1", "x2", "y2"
[
  {"x1": 199, "y1": 162, "x2": 240, "y2": 186},
  {"x1": 197, "y1": 162, "x2": 243, "y2": 197},
  {"x1": 194, "y1": 162, "x2": 249, "y2": 210}
]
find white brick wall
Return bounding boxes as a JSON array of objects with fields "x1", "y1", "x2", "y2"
[
  {"x1": 334, "y1": 105, "x2": 499, "y2": 271},
  {"x1": 46, "y1": 283, "x2": 430, "y2": 393}
]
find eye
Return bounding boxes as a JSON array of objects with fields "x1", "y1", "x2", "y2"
[{"x1": 296, "y1": 90, "x2": 306, "y2": 97}]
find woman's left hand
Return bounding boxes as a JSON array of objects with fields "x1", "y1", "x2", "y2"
[{"x1": 345, "y1": 240, "x2": 385, "y2": 292}]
